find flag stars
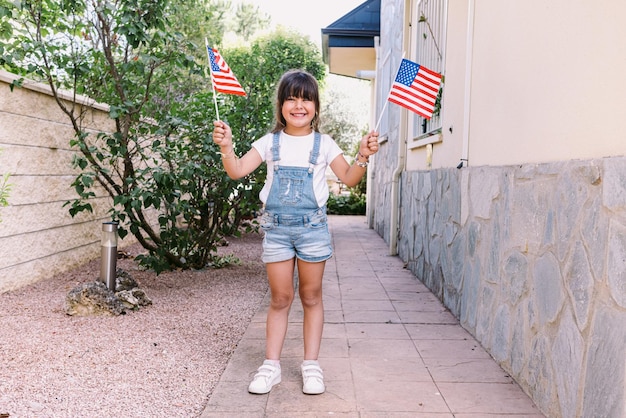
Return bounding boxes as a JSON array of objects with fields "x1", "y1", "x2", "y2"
[{"x1": 395, "y1": 61, "x2": 420, "y2": 86}]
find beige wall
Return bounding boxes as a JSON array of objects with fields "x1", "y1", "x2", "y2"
[
  {"x1": 0, "y1": 71, "x2": 133, "y2": 293},
  {"x1": 406, "y1": 0, "x2": 469, "y2": 170},
  {"x1": 407, "y1": 0, "x2": 626, "y2": 170},
  {"x1": 371, "y1": 2, "x2": 626, "y2": 416}
]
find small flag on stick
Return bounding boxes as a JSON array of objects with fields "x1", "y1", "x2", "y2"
[
  {"x1": 206, "y1": 46, "x2": 246, "y2": 97},
  {"x1": 387, "y1": 58, "x2": 442, "y2": 119}
]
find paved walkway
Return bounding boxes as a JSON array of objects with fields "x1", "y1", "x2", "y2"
[{"x1": 200, "y1": 215, "x2": 544, "y2": 417}]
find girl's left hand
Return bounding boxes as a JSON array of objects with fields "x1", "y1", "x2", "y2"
[{"x1": 359, "y1": 131, "x2": 379, "y2": 157}]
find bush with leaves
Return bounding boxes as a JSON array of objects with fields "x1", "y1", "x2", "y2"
[
  {"x1": 327, "y1": 138, "x2": 368, "y2": 216},
  {"x1": 0, "y1": 150, "x2": 10, "y2": 223},
  {"x1": 327, "y1": 192, "x2": 366, "y2": 215}
]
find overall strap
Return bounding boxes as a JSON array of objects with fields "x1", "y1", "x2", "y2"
[
  {"x1": 308, "y1": 132, "x2": 322, "y2": 174},
  {"x1": 271, "y1": 132, "x2": 281, "y2": 171}
]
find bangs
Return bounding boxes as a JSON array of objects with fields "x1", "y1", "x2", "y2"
[{"x1": 278, "y1": 71, "x2": 319, "y2": 102}]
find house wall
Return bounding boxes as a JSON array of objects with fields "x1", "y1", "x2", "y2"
[
  {"x1": 466, "y1": 0, "x2": 626, "y2": 166},
  {"x1": 408, "y1": 0, "x2": 626, "y2": 170},
  {"x1": 0, "y1": 71, "x2": 134, "y2": 293},
  {"x1": 370, "y1": 1, "x2": 626, "y2": 417},
  {"x1": 397, "y1": 158, "x2": 626, "y2": 418},
  {"x1": 405, "y1": 0, "x2": 469, "y2": 170}
]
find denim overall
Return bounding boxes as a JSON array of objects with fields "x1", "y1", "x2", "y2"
[{"x1": 259, "y1": 131, "x2": 332, "y2": 263}]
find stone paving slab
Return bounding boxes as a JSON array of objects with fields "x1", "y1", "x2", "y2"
[{"x1": 199, "y1": 215, "x2": 545, "y2": 418}]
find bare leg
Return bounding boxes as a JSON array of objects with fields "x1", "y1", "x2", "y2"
[
  {"x1": 297, "y1": 259, "x2": 326, "y2": 360},
  {"x1": 265, "y1": 258, "x2": 296, "y2": 360}
]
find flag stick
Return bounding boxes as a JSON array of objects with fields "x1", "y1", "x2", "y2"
[
  {"x1": 205, "y1": 38, "x2": 221, "y2": 121},
  {"x1": 373, "y1": 99, "x2": 389, "y2": 132},
  {"x1": 374, "y1": 52, "x2": 406, "y2": 132}
]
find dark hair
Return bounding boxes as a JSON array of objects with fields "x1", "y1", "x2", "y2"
[{"x1": 271, "y1": 70, "x2": 321, "y2": 133}]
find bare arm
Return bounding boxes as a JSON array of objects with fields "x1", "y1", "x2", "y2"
[
  {"x1": 212, "y1": 121, "x2": 263, "y2": 179},
  {"x1": 330, "y1": 130, "x2": 379, "y2": 187}
]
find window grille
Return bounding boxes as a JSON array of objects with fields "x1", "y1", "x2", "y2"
[{"x1": 410, "y1": 0, "x2": 447, "y2": 140}]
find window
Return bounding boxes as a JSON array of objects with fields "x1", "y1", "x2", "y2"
[{"x1": 410, "y1": 0, "x2": 447, "y2": 142}]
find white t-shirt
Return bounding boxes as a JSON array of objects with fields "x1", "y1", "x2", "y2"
[{"x1": 252, "y1": 131, "x2": 343, "y2": 207}]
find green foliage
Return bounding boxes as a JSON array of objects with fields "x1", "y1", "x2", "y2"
[
  {"x1": 0, "y1": 0, "x2": 327, "y2": 273},
  {"x1": 165, "y1": 0, "x2": 271, "y2": 64},
  {"x1": 327, "y1": 145, "x2": 367, "y2": 216},
  {"x1": 0, "y1": 172, "x2": 9, "y2": 206},
  {"x1": 233, "y1": 2, "x2": 270, "y2": 41},
  {"x1": 327, "y1": 192, "x2": 366, "y2": 215},
  {"x1": 167, "y1": 0, "x2": 231, "y2": 63},
  {"x1": 207, "y1": 253, "x2": 241, "y2": 269},
  {"x1": 0, "y1": 149, "x2": 10, "y2": 223}
]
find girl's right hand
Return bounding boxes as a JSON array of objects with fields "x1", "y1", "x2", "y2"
[{"x1": 212, "y1": 121, "x2": 233, "y2": 149}]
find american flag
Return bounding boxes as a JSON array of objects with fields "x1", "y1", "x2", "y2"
[
  {"x1": 207, "y1": 46, "x2": 246, "y2": 96},
  {"x1": 388, "y1": 59, "x2": 442, "y2": 119}
]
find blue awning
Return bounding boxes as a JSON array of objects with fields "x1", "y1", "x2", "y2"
[
  {"x1": 321, "y1": 0, "x2": 380, "y2": 78},
  {"x1": 322, "y1": 0, "x2": 380, "y2": 47}
]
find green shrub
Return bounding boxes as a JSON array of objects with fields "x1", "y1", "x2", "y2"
[
  {"x1": 0, "y1": 149, "x2": 10, "y2": 223},
  {"x1": 327, "y1": 192, "x2": 366, "y2": 215}
]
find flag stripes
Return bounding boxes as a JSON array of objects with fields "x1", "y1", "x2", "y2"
[{"x1": 207, "y1": 46, "x2": 246, "y2": 96}]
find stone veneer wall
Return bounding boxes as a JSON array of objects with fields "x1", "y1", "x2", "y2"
[
  {"x1": 395, "y1": 157, "x2": 626, "y2": 418},
  {"x1": 0, "y1": 72, "x2": 136, "y2": 293}
]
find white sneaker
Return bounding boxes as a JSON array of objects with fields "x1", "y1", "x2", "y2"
[
  {"x1": 248, "y1": 360, "x2": 281, "y2": 394},
  {"x1": 301, "y1": 361, "x2": 325, "y2": 395}
]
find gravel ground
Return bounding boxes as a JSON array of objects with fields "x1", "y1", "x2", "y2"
[{"x1": 0, "y1": 232, "x2": 268, "y2": 418}]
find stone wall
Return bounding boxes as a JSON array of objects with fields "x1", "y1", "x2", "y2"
[
  {"x1": 0, "y1": 72, "x2": 134, "y2": 293},
  {"x1": 396, "y1": 157, "x2": 626, "y2": 418}
]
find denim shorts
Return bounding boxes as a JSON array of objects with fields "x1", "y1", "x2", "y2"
[{"x1": 259, "y1": 207, "x2": 333, "y2": 263}]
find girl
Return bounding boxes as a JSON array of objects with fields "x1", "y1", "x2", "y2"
[{"x1": 212, "y1": 69, "x2": 379, "y2": 395}]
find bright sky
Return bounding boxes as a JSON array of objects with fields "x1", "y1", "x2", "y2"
[{"x1": 242, "y1": 0, "x2": 367, "y2": 47}]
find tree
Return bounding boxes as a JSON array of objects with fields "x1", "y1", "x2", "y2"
[
  {"x1": 1, "y1": 0, "x2": 207, "y2": 271},
  {"x1": 0, "y1": 1, "x2": 326, "y2": 272},
  {"x1": 167, "y1": 0, "x2": 230, "y2": 62},
  {"x1": 320, "y1": 86, "x2": 366, "y2": 154},
  {"x1": 233, "y1": 2, "x2": 270, "y2": 42}
]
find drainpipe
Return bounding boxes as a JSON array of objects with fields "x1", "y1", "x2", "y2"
[
  {"x1": 460, "y1": 0, "x2": 476, "y2": 168},
  {"x1": 356, "y1": 68, "x2": 377, "y2": 227},
  {"x1": 359, "y1": 36, "x2": 381, "y2": 229},
  {"x1": 389, "y1": 108, "x2": 407, "y2": 256},
  {"x1": 388, "y1": 45, "x2": 407, "y2": 256}
]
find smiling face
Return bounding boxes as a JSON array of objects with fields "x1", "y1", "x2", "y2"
[
  {"x1": 273, "y1": 70, "x2": 321, "y2": 135},
  {"x1": 281, "y1": 96, "x2": 316, "y2": 135}
]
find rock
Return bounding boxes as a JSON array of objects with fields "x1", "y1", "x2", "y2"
[
  {"x1": 116, "y1": 289, "x2": 138, "y2": 309},
  {"x1": 65, "y1": 281, "x2": 125, "y2": 316},
  {"x1": 65, "y1": 269, "x2": 151, "y2": 316},
  {"x1": 116, "y1": 288, "x2": 152, "y2": 310},
  {"x1": 131, "y1": 288, "x2": 152, "y2": 307},
  {"x1": 115, "y1": 268, "x2": 138, "y2": 292}
]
